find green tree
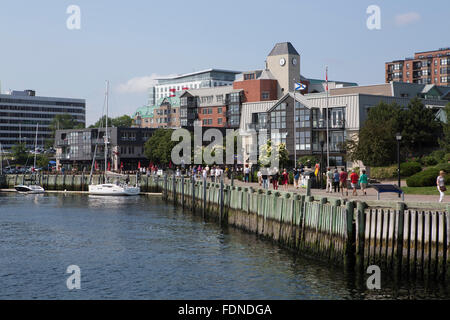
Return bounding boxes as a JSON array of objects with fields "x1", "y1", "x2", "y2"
[
  {"x1": 439, "y1": 103, "x2": 450, "y2": 152},
  {"x1": 258, "y1": 140, "x2": 289, "y2": 168},
  {"x1": 400, "y1": 98, "x2": 442, "y2": 156},
  {"x1": 90, "y1": 115, "x2": 133, "y2": 128},
  {"x1": 346, "y1": 102, "x2": 402, "y2": 167},
  {"x1": 11, "y1": 142, "x2": 29, "y2": 165},
  {"x1": 144, "y1": 129, "x2": 178, "y2": 166},
  {"x1": 36, "y1": 154, "x2": 50, "y2": 168}
]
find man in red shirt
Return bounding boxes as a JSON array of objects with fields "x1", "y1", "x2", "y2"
[
  {"x1": 339, "y1": 168, "x2": 348, "y2": 197},
  {"x1": 350, "y1": 169, "x2": 359, "y2": 196}
]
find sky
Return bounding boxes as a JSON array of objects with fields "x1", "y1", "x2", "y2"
[{"x1": 0, "y1": 0, "x2": 449, "y2": 125}]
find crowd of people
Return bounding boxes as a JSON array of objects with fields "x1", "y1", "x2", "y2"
[{"x1": 142, "y1": 163, "x2": 446, "y2": 202}]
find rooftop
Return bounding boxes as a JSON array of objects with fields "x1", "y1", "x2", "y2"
[
  {"x1": 155, "y1": 68, "x2": 241, "y2": 81},
  {"x1": 268, "y1": 42, "x2": 300, "y2": 56}
]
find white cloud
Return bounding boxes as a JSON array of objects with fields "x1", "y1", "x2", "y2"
[
  {"x1": 395, "y1": 12, "x2": 421, "y2": 26},
  {"x1": 116, "y1": 73, "x2": 177, "y2": 94}
]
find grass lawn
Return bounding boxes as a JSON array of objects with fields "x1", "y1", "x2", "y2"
[{"x1": 402, "y1": 186, "x2": 446, "y2": 195}]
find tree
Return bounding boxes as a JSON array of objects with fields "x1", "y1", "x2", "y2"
[
  {"x1": 49, "y1": 114, "x2": 83, "y2": 135},
  {"x1": 345, "y1": 99, "x2": 444, "y2": 167},
  {"x1": 439, "y1": 103, "x2": 450, "y2": 152},
  {"x1": 90, "y1": 115, "x2": 133, "y2": 128},
  {"x1": 11, "y1": 142, "x2": 29, "y2": 165},
  {"x1": 144, "y1": 129, "x2": 178, "y2": 166},
  {"x1": 36, "y1": 154, "x2": 50, "y2": 168},
  {"x1": 345, "y1": 102, "x2": 402, "y2": 167},
  {"x1": 400, "y1": 98, "x2": 442, "y2": 156},
  {"x1": 258, "y1": 140, "x2": 289, "y2": 169}
]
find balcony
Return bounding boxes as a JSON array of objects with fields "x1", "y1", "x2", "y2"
[
  {"x1": 312, "y1": 119, "x2": 345, "y2": 130},
  {"x1": 311, "y1": 143, "x2": 345, "y2": 154}
]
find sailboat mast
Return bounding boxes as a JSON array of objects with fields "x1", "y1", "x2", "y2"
[
  {"x1": 34, "y1": 123, "x2": 38, "y2": 169},
  {"x1": 104, "y1": 81, "x2": 109, "y2": 173}
]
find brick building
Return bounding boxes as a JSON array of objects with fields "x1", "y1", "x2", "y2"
[{"x1": 386, "y1": 47, "x2": 450, "y2": 85}]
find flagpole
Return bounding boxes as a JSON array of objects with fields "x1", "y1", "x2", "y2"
[
  {"x1": 326, "y1": 66, "x2": 330, "y2": 168},
  {"x1": 294, "y1": 78, "x2": 297, "y2": 168}
]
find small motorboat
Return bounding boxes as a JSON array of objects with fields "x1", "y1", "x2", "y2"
[{"x1": 14, "y1": 184, "x2": 45, "y2": 194}]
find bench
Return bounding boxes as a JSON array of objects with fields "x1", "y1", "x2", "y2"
[{"x1": 370, "y1": 184, "x2": 404, "y2": 201}]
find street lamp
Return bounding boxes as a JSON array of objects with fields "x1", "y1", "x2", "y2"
[
  {"x1": 320, "y1": 140, "x2": 325, "y2": 189},
  {"x1": 396, "y1": 133, "x2": 402, "y2": 197}
]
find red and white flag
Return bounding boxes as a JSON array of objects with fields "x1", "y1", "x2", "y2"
[{"x1": 326, "y1": 67, "x2": 329, "y2": 91}]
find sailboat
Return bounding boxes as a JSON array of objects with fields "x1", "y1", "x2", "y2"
[
  {"x1": 88, "y1": 81, "x2": 140, "y2": 196},
  {"x1": 14, "y1": 124, "x2": 45, "y2": 194}
]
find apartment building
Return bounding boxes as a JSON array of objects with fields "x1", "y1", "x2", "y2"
[{"x1": 386, "y1": 47, "x2": 450, "y2": 85}]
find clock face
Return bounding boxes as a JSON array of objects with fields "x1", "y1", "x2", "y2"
[
  {"x1": 279, "y1": 58, "x2": 286, "y2": 66},
  {"x1": 292, "y1": 58, "x2": 297, "y2": 65}
]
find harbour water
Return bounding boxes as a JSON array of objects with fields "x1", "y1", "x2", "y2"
[{"x1": 0, "y1": 193, "x2": 448, "y2": 300}]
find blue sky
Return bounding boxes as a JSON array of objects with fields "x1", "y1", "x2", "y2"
[{"x1": 0, "y1": 0, "x2": 449, "y2": 125}]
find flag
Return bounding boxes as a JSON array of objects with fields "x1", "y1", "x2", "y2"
[{"x1": 295, "y1": 82, "x2": 307, "y2": 91}]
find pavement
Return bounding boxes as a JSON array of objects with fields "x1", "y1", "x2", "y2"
[{"x1": 226, "y1": 179, "x2": 449, "y2": 204}]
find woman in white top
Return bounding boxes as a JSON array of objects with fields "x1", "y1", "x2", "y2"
[{"x1": 437, "y1": 170, "x2": 446, "y2": 203}]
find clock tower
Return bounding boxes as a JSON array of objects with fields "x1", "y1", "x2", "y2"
[{"x1": 266, "y1": 42, "x2": 300, "y2": 99}]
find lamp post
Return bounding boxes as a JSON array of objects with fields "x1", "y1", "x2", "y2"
[
  {"x1": 320, "y1": 140, "x2": 325, "y2": 189},
  {"x1": 396, "y1": 132, "x2": 402, "y2": 197}
]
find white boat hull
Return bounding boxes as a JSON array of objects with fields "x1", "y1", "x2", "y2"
[
  {"x1": 88, "y1": 184, "x2": 140, "y2": 196},
  {"x1": 15, "y1": 185, "x2": 45, "y2": 194}
]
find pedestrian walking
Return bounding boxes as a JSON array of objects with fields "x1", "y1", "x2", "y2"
[
  {"x1": 272, "y1": 168, "x2": 279, "y2": 190},
  {"x1": 339, "y1": 168, "x2": 348, "y2": 197},
  {"x1": 333, "y1": 168, "x2": 340, "y2": 193},
  {"x1": 359, "y1": 169, "x2": 368, "y2": 196},
  {"x1": 437, "y1": 170, "x2": 446, "y2": 203},
  {"x1": 244, "y1": 164, "x2": 250, "y2": 183},
  {"x1": 294, "y1": 167, "x2": 300, "y2": 189},
  {"x1": 262, "y1": 168, "x2": 269, "y2": 189},
  {"x1": 326, "y1": 168, "x2": 333, "y2": 193},
  {"x1": 257, "y1": 169, "x2": 262, "y2": 186},
  {"x1": 281, "y1": 168, "x2": 289, "y2": 190},
  {"x1": 350, "y1": 169, "x2": 359, "y2": 196},
  {"x1": 210, "y1": 166, "x2": 215, "y2": 183}
]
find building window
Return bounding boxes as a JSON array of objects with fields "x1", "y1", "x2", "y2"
[
  {"x1": 218, "y1": 107, "x2": 222, "y2": 114},
  {"x1": 296, "y1": 131, "x2": 311, "y2": 151},
  {"x1": 271, "y1": 132, "x2": 287, "y2": 145},
  {"x1": 441, "y1": 77, "x2": 448, "y2": 83},
  {"x1": 216, "y1": 95, "x2": 223, "y2": 103},
  {"x1": 261, "y1": 92, "x2": 270, "y2": 100},
  {"x1": 270, "y1": 103, "x2": 286, "y2": 130},
  {"x1": 244, "y1": 73, "x2": 255, "y2": 80},
  {"x1": 295, "y1": 103, "x2": 310, "y2": 128},
  {"x1": 218, "y1": 118, "x2": 223, "y2": 125}
]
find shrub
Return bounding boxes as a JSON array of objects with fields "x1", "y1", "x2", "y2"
[
  {"x1": 421, "y1": 155, "x2": 438, "y2": 167},
  {"x1": 406, "y1": 168, "x2": 440, "y2": 187},
  {"x1": 430, "y1": 149, "x2": 446, "y2": 164},
  {"x1": 445, "y1": 153, "x2": 450, "y2": 162},
  {"x1": 400, "y1": 162, "x2": 422, "y2": 177},
  {"x1": 406, "y1": 164, "x2": 450, "y2": 187},
  {"x1": 370, "y1": 166, "x2": 396, "y2": 180}
]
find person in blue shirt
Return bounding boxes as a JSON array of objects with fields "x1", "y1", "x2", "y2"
[{"x1": 333, "y1": 168, "x2": 340, "y2": 193}]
